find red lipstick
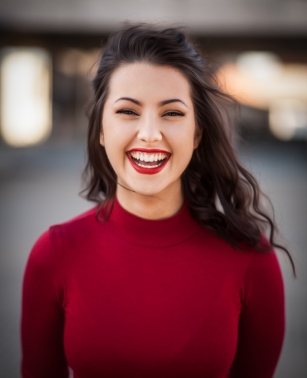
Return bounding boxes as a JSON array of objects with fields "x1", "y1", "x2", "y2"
[{"x1": 126, "y1": 148, "x2": 171, "y2": 175}]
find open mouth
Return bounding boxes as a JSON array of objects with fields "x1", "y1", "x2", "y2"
[{"x1": 126, "y1": 149, "x2": 171, "y2": 174}]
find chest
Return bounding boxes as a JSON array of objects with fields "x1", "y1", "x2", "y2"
[{"x1": 63, "y1": 243, "x2": 243, "y2": 377}]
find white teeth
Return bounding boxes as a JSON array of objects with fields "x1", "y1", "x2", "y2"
[
  {"x1": 137, "y1": 162, "x2": 160, "y2": 168},
  {"x1": 129, "y1": 151, "x2": 169, "y2": 162}
]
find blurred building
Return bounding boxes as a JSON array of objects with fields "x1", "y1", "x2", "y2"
[{"x1": 1, "y1": 0, "x2": 307, "y2": 146}]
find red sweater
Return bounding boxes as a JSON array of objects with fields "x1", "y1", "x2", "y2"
[{"x1": 21, "y1": 200, "x2": 285, "y2": 378}]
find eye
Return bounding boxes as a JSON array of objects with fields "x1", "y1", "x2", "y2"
[
  {"x1": 116, "y1": 109, "x2": 139, "y2": 116},
  {"x1": 163, "y1": 111, "x2": 185, "y2": 117}
]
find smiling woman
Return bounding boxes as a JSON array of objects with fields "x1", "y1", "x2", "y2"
[
  {"x1": 21, "y1": 23, "x2": 294, "y2": 378},
  {"x1": 100, "y1": 62, "x2": 198, "y2": 217}
]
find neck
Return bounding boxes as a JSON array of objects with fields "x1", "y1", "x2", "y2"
[{"x1": 116, "y1": 185, "x2": 184, "y2": 220}]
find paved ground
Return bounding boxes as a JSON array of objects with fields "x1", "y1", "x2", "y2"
[{"x1": 0, "y1": 139, "x2": 306, "y2": 377}]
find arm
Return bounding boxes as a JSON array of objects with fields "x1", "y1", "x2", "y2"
[
  {"x1": 21, "y1": 230, "x2": 69, "y2": 378},
  {"x1": 229, "y1": 250, "x2": 285, "y2": 378}
]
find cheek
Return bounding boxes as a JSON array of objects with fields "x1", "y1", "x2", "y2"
[
  {"x1": 102, "y1": 128, "x2": 130, "y2": 169},
  {"x1": 173, "y1": 127, "x2": 197, "y2": 152},
  {"x1": 102, "y1": 112, "x2": 135, "y2": 142},
  {"x1": 101, "y1": 120, "x2": 122, "y2": 148}
]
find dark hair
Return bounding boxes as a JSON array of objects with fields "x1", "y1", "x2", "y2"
[{"x1": 83, "y1": 22, "x2": 295, "y2": 274}]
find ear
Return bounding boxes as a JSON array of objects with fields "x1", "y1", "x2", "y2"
[
  {"x1": 100, "y1": 130, "x2": 105, "y2": 146},
  {"x1": 193, "y1": 128, "x2": 202, "y2": 149}
]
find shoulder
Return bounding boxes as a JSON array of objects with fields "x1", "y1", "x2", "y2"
[
  {"x1": 204, "y1": 232, "x2": 286, "y2": 313},
  {"x1": 241, "y1": 246, "x2": 285, "y2": 307},
  {"x1": 48, "y1": 206, "x2": 99, "y2": 245},
  {"x1": 208, "y1": 228, "x2": 283, "y2": 274},
  {"x1": 26, "y1": 206, "x2": 99, "y2": 270},
  {"x1": 241, "y1": 235, "x2": 283, "y2": 283},
  {"x1": 201, "y1": 228, "x2": 283, "y2": 283}
]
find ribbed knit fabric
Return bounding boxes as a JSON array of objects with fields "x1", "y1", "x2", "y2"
[{"x1": 21, "y1": 199, "x2": 285, "y2": 378}]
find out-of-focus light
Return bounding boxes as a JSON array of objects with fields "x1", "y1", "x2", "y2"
[
  {"x1": 57, "y1": 48, "x2": 100, "y2": 77},
  {"x1": 217, "y1": 53, "x2": 307, "y2": 140},
  {"x1": 0, "y1": 48, "x2": 52, "y2": 147},
  {"x1": 236, "y1": 52, "x2": 282, "y2": 81},
  {"x1": 217, "y1": 53, "x2": 307, "y2": 110},
  {"x1": 269, "y1": 99, "x2": 307, "y2": 141}
]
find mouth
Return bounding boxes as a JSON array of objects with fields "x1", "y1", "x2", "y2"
[{"x1": 126, "y1": 149, "x2": 171, "y2": 175}]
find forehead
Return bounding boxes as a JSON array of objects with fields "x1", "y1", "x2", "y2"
[{"x1": 107, "y1": 62, "x2": 192, "y2": 102}]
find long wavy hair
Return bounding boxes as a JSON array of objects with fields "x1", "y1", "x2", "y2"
[{"x1": 83, "y1": 23, "x2": 295, "y2": 273}]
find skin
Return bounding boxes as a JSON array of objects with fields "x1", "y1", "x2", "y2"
[{"x1": 100, "y1": 62, "x2": 200, "y2": 220}]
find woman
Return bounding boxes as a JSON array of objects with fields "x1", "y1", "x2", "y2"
[{"x1": 21, "y1": 23, "x2": 294, "y2": 378}]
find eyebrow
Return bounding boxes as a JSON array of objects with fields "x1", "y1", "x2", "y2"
[{"x1": 114, "y1": 97, "x2": 188, "y2": 108}]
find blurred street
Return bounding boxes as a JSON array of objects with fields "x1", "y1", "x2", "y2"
[{"x1": 0, "y1": 139, "x2": 306, "y2": 377}]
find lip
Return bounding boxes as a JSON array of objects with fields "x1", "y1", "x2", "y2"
[{"x1": 126, "y1": 148, "x2": 171, "y2": 175}]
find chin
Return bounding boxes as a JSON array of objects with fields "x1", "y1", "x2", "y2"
[
  {"x1": 121, "y1": 179, "x2": 167, "y2": 197},
  {"x1": 130, "y1": 186, "x2": 167, "y2": 198}
]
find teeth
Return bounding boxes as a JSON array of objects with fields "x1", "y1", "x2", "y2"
[
  {"x1": 137, "y1": 162, "x2": 160, "y2": 168},
  {"x1": 130, "y1": 151, "x2": 169, "y2": 162}
]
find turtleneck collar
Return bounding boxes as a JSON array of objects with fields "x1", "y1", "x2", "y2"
[{"x1": 106, "y1": 197, "x2": 202, "y2": 247}]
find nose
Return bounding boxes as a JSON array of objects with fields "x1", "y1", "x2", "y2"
[{"x1": 137, "y1": 114, "x2": 162, "y2": 143}]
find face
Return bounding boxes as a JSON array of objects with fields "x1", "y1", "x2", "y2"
[{"x1": 101, "y1": 62, "x2": 199, "y2": 206}]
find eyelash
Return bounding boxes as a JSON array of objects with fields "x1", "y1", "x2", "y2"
[
  {"x1": 116, "y1": 109, "x2": 137, "y2": 116},
  {"x1": 165, "y1": 111, "x2": 184, "y2": 117},
  {"x1": 116, "y1": 109, "x2": 184, "y2": 117}
]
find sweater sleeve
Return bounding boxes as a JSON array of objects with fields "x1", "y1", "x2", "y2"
[
  {"x1": 229, "y1": 250, "x2": 285, "y2": 378},
  {"x1": 21, "y1": 229, "x2": 69, "y2": 378}
]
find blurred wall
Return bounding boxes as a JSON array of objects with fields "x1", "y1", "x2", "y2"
[{"x1": 1, "y1": 0, "x2": 307, "y2": 35}]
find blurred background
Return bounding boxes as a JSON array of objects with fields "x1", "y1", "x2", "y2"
[{"x1": 0, "y1": 0, "x2": 306, "y2": 377}]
